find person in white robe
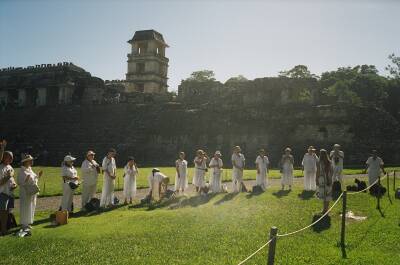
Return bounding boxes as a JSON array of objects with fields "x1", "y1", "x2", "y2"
[
  {"x1": 330, "y1": 144, "x2": 344, "y2": 184},
  {"x1": 17, "y1": 154, "x2": 42, "y2": 229},
  {"x1": 60, "y1": 155, "x2": 79, "y2": 212},
  {"x1": 364, "y1": 150, "x2": 386, "y2": 185},
  {"x1": 255, "y1": 149, "x2": 269, "y2": 191},
  {"x1": 123, "y1": 156, "x2": 138, "y2": 204},
  {"x1": 193, "y1": 150, "x2": 208, "y2": 192},
  {"x1": 175, "y1": 152, "x2": 188, "y2": 194},
  {"x1": 209, "y1": 151, "x2": 223, "y2": 193},
  {"x1": 280, "y1": 147, "x2": 294, "y2": 190},
  {"x1": 232, "y1": 146, "x2": 245, "y2": 192},
  {"x1": 81, "y1": 150, "x2": 100, "y2": 209},
  {"x1": 301, "y1": 146, "x2": 318, "y2": 191},
  {"x1": 0, "y1": 151, "x2": 17, "y2": 234},
  {"x1": 100, "y1": 148, "x2": 117, "y2": 208},
  {"x1": 148, "y1": 168, "x2": 169, "y2": 200}
]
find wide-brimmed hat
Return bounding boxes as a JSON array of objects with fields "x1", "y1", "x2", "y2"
[
  {"x1": 196, "y1": 149, "x2": 204, "y2": 155},
  {"x1": 152, "y1": 168, "x2": 160, "y2": 173},
  {"x1": 259, "y1": 148, "x2": 266, "y2": 153},
  {"x1": 64, "y1": 155, "x2": 76, "y2": 162},
  {"x1": 214, "y1": 150, "x2": 222, "y2": 156},
  {"x1": 86, "y1": 150, "x2": 95, "y2": 156},
  {"x1": 308, "y1": 146, "x2": 315, "y2": 151},
  {"x1": 333, "y1": 144, "x2": 341, "y2": 148},
  {"x1": 285, "y1": 147, "x2": 292, "y2": 152},
  {"x1": 233, "y1": 146, "x2": 241, "y2": 151},
  {"x1": 3, "y1": 151, "x2": 13, "y2": 160},
  {"x1": 21, "y1": 154, "x2": 34, "y2": 163}
]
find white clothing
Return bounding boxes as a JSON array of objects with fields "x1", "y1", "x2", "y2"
[
  {"x1": 0, "y1": 164, "x2": 15, "y2": 196},
  {"x1": 17, "y1": 166, "x2": 38, "y2": 226},
  {"x1": 302, "y1": 153, "x2": 318, "y2": 191},
  {"x1": 81, "y1": 159, "x2": 99, "y2": 207},
  {"x1": 330, "y1": 150, "x2": 344, "y2": 182},
  {"x1": 366, "y1": 156, "x2": 384, "y2": 185},
  {"x1": 175, "y1": 159, "x2": 188, "y2": 191},
  {"x1": 100, "y1": 157, "x2": 116, "y2": 207},
  {"x1": 281, "y1": 155, "x2": 294, "y2": 186},
  {"x1": 209, "y1": 157, "x2": 223, "y2": 193},
  {"x1": 255, "y1": 155, "x2": 269, "y2": 190},
  {"x1": 148, "y1": 172, "x2": 168, "y2": 190},
  {"x1": 232, "y1": 153, "x2": 245, "y2": 192},
  {"x1": 123, "y1": 164, "x2": 137, "y2": 199},
  {"x1": 193, "y1": 157, "x2": 207, "y2": 188},
  {"x1": 61, "y1": 165, "x2": 78, "y2": 211}
]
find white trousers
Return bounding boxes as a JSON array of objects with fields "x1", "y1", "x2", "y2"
[
  {"x1": 19, "y1": 186, "x2": 37, "y2": 226},
  {"x1": 100, "y1": 175, "x2": 115, "y2": 207},
  {"x1": 232, "y1": 169, "x2": 243, "y2": 192},
  {"x1": 303, "y1": 170, "x2": 317, "y2": 191},
  {"x1": 61, "y1": 182, "x2": 74, "y2": 211},
  {"x1": 81, "y1": 183, "x2": 97, "y2": 208}
]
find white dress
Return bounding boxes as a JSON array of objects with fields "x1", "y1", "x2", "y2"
[
  {"x1": 100, "y1": 157, "x2": 116, "y2": 207},
  {"x1": 330, "y1": 150, "x2": 344, "y2": 182},
  {"x1": 123, "y1": 164, "x2": 137, "y2": 199},
  {"x1": 281, "y1": 155, "x2": 294, "y2": 186},
  {"x1": 81, "y1": 159, "x2": 99, "y2": 207},
  {"x1": 209, "y1": 157, "x2": 223, "y2": 193},
  {"x1": 148, "y1": 172, "x2": 168, "y2": 200},
  {"x1": 0, "y1": 163, "x2": 15, "y2": 198},
  {"x1": 232, "y1": 153, "x2": 245, "y2": 192},
  {"x1": 255, "y1": 155, "x2": 269, "y2": 190},
  {"x1": 366, "y1": 156, "x2": 384, "y2": 185},
  {"x1": 17, "y1": 166, "x2": 38, "y2": 226},
  {"x1": 193, "y1": 157, "x2": 207, "y2": 188},
  {"x1": 302, "y1": 153, "x2": 318, "y2": 191},
  {"x1": 60, "y1": 165, "x2": 78, "y2": 211},
  {"x1": 175, "y1": 159, "x2": 188, "y2": 191}
]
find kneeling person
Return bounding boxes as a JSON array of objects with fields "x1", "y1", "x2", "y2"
[{"x1": 148, "y1": 168, "x2": 169, "y2": 201}]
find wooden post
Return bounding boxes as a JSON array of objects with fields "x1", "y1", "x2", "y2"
[
  {"x1": 394, "y1": 171, "x2": 396, "y2": 192},
  {"x1": 267, "y1": 226, "x2": 278, "y2": 265},
  {"x1": 340, "y1": 191, "x2": 347, "y2": 249},
  {"x1": 377, "y1": 175, "x2": 381, "y2": 210},
  {"x1": 387, "y1": 172, "x2": 392, "y2": 204}
]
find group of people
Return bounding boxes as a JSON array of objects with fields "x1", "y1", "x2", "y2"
[{"x1": 0, "y1": 139, "x2": 386, "y2": 234}]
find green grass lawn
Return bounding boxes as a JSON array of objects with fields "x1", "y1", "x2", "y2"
[
  {"x1": 1, "y1": 176, "x2": 399, "y2": 264},
  {"x1": 9, "y1": 166, "x2": 400, "y2": 198}
]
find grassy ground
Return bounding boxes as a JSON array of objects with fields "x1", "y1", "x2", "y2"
[
  {"x1": 9, "y1": 166, "x2": 400, "y2": 198},
  {"x1": 0, "y1": 176, "x2": 399, "y2": 265}
]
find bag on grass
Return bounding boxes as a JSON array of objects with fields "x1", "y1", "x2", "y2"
[
  {"x1": 85, "y1": 198, "x2": 100, "y2": 212},
  {"x1": 113, "y1": 196, "x2": 119, "y2": 205},
  {"x1": 55, "y1": 210, "x2": 68, "y2": 225},
  {"x1": 395, "y1": 188, "x2": 400, "y2": 200}
]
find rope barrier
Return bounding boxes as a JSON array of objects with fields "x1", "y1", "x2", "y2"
[
  {"x1": 236, "y1": 238, "x2": 274, "y2": 265},
  {"x1": 277, "y1": 192, "x2": 343, "y2": 237},
  {"x1": 347, "y1": 173, "x2": 388, "y2": 195}
]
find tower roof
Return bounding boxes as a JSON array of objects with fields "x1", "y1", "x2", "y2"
[{"x1": 128, "y1": 30, "x2": 169, "y2": 47}]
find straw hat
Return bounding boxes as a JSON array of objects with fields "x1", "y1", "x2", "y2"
[
  {"x1": 285, "y1": 147, "x2": 292, "y2": 152},
  {"x1": 64, "y1": 155, "x2": 76, "y2": 162},
  {"x1": 152, "y1": 168, "x2": 160, "y2": 173},
  {"x1": 333, "y1": 144, "x2": 341, "y2": 148},
  {"x1": 21, "y1": 154, "x2": 34, "y2": 163},
  {"x1": 307, "y1": 146, "x2": 315, "y2": 151},
  {"x1": 86, "y1": 150, "x2": 95, "y2": 156},
  {"x1": 233, "y1": 146, "x2": 241, "y2": 151},
  {"x1": 214, "y1": 150, "x2": 222, "y2": 156},
  {"x1": 3, "y1": 151, "x2": 13, "y2": 160}
]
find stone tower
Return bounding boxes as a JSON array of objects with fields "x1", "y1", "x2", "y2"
[{"x1": 126, "y1": 30, "x2": 169, "y2": 93}]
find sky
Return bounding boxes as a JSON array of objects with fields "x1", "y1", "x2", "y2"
[{"x1": 1, "y1": 0, "x2": 399, "y2": 90}]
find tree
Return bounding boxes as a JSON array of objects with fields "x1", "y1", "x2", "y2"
[
  {"x1": 279, "y1": 65, "x2": 317, "y2": 79},
  {"x1": 386, "y1": 53, "x2": 400, "y2": 79},
  {"x1": 225, "y1": 75, "x2": 248, "y2": 84},
  {"x1": 186, "y1": 70, "x2": 216, "y2": 82}
]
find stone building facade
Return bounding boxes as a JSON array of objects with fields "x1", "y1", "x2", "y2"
[{"x1": 125, "y1": 30, "x2": 169, "y2": 93}]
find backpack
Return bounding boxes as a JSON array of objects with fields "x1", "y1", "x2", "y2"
[{"x1": 85, "y1": 198, "x2": 100, "y2": 212}]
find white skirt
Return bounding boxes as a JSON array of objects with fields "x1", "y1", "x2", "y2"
[
  {"x1": 281, "y1": 164, "x2": 293, "y2": 186},
  {"x1": 210, "y1": 169, "x2": 222, "y2": 193},
  {"x1": 193, "y1": 169, "x2": 206, "y2": 188},
  {"x1": 175, "y1": 173, "x2": 188, "y2": 190},
  {"x1": 256, "y1": 169, "x2": 268, "y2": 190},
  {"x1": 100, "y1": 174, "x2": 115, "y2": 206},
  {"x1": 303, "y1": 170, "x2": 316, "y2": 191},
  {"x1": 123, "y1": 175, "x2": 136, "y2": 199}
]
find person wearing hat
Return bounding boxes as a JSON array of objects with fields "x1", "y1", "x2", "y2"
[
  {"x1": 123, "y1": 156, "x2": 138, "y2": 204},
  {"x1": 17, "y1": 154, "x2": 43, "y2": 229},
  {"x1": 81, "y1": 150, "x2": 100, "y2": 209},
  {"x1": 364, "y1": 150, "x2": 386, "y2": 185},
  {"x1": 0, "y1": 149, "x2": 17, "y2": 234},
  {"x1": 100, "y1": 148, "x2": 117, "y2": 208},
  {"x1": 193, "y1": 149, "x2": 208, "y2": 193},
  {"x1": 60, "y1": 155, "x2": 79, "y2": 212},
  {"x1": 255, "y1": 149, "x2": 269, "y2": 191},
  {"x1": 148, "y1": 168, "x2": 169, "y2": 200},
  {"x1": 301, "y1": 146, "x2": 318, "y2": 191},
  {"x1": 280, "y1": 147, "x2": 294, "y2": 190},
  {"x1": 232, "y1": 146, "x2": 246, "y2": 192},
  {"x1": 175, "y1": 152, "x2": 188, "y2": 194},
  {"x1": 209, "y1": 151, "x2": 223, "y2": 193},
  {"x1": 330, "y1": 144, "x2": 344, "y2": 184},
  {"x1": 316, "y1": 149, "x2": 333, "y2": 214}
]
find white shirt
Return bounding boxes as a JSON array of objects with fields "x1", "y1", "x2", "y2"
[
  {"x1": 176, "y1": 159, "x2": 188, "y2": 177},
  {"x1": 330, "y1": 150, "x2": 344, "y2": 168},
  {"x1": 102, "y1": 157, "x2": 116, "y2": 177},
  {"x1": 366, "y1": 156, "x2": 384, "y2": 176},
  {"x1": 124, "y1": 164, "x2": 138, "y2": 178},
  {"x1": 17, "y1": 166, "x2": 38, "y2": 187},
  {"x1": 62, "y1": 165, "x2": 78, "y2": 184},
  {"x1": 255, "y1": 155, "x2": 269, "y2": 171},
  {"x1": 0, "y1": 163, "x2": 15, "y2": 195},
  {"x1": 209, "y1": 157, "x2": 223, "y2": 175},
  {"x1": 194, "y1": 156, "x2": 207, "y2": 170},
  {"x1": 232, "y1": 153, "x2": 245, "y2": 169},
  {"x1": 148, "y1": 172, "x2": 167, "y2": 190},
  {"x1": 302, "y1": 153, "x2": 318, "y2": 171},
  {"x1": 81, "y1": 159, "x2": 99, "y2": 185}
]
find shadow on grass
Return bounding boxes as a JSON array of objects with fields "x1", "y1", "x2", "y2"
[
  {"x1": 214, "y1": 192, "x2": 239, "y2": 206},
  {"x1": 298, "y1": 190, "x2": 315, "y2": 200},
  {"x1": 272, "y1": 190, "x2": 291, "y2": 198},
  {"x1": 311, "y1": 214, "x2": 331, "y2": 233},
  {"x1": 246, "y1": 189, "x2": 264, "y2": 199}
]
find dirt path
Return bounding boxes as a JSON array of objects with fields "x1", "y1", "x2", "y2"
[{"x1": 13, "y1": 174, "x2": 365, "y2": 211}]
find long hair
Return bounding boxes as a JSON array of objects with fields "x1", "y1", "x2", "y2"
[{"x1": 319, "y1": 149, "x2": 331, "y2": 175}]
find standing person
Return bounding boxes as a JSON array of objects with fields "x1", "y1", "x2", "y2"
[
  {"x1": 100, "y1": 148, "x2": 117, "y2": 208},
  {"x1": 330, "y1": 144, "x2": 344, "y2": 183},
  {"x1": 193, "y1": 150, "x2": 208, "y2": 193},
  {"x1": 280, "y1": 147, "x2": 294, "y2": 190},
  {"x1": 232, "y1": 146, "x2": 245, "y2": 192},
  {"x1": 301, "y1": 146, "x2": 318, "y2": 191},
  {"x1": 81, "y1": 150, "x2": 100, "y2": 209},
  {"x1": 0, "y1": 151, "x2": 17, "y2": 234},
  {"x1": 209, "y1": 151, "x2": 223, "y2": 193},
  {"x1": 175, "y1": 152, "x2": 188, "y2": 194},
  {"x1": 316, "y1": 149, "x2": 333, "y2": 214},
  {"x1": 365, "y1": 150, "x2": 386, "y2": 185},
  {"x1": 17, "y1": 154, "x2": 43, "y2": 229},
  {"x1": 123, "y1": 156, "x2": 138, "y2": 204},
  {"x1": 255, "y1": 149, "x2": 269, "y2": 191},
  {"x1": 60, "y1": 155, "x2": 79, "y2": 212}
]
